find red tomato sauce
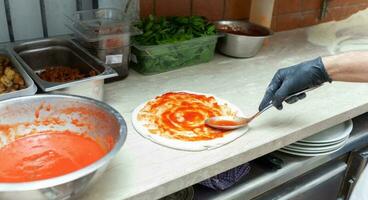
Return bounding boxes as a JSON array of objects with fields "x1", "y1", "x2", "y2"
[
  {"x1": 138, "y1": 92, "x2": 237, "y2": 141},
  {"x1": 211, "y1": 120, "x2": 240, "y2": 126},
  {"x1": 0, "y1": 130, "x2": 106, "y2": 183}
]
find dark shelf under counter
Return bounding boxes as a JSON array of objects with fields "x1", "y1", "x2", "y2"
[{"x1": 194, "y1": 113, "x2": 368, "y2": 200}]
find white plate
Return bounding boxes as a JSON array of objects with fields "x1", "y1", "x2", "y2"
[
  {"x1": 288, "y1": 137, "x2": 348, "y2": 149},
  {"x1": 300, "y1": 120, "x2": 353, "y2": 143},
  {"x1": 278, "y1": 143, "x2": 345, "y2": 157},
  {"x1": 283, "y1": 140, "x2": 346, "y2": 152},
  {"x1": 294, "y1": 136, "x2": 348, "y2": 147}
]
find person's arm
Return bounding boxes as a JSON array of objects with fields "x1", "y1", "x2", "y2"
[
  {"x1": 323, "y1": 51, "x2": 368, "y2": 82},
  {"x1": 259, "y1": 51, "x2": 368, "y2": 111}
]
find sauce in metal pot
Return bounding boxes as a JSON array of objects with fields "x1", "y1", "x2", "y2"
[
  {"x1": 217, "y1": 25, "x2": 269, "y2": 36},
  {"x1": 0, "y1": 130, "x2": 106, "y2": 183}
]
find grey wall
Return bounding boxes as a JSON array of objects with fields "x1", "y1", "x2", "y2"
[
  {"x1": 0, "y1": 0, "x2": 138, "y2": 43},
  {"x1": 0, "y1": 0, "x2": 10, "y2": 42},
  {"x1": 10, "y1": 0, "x2": 44, "y2": 41},
  {"x1": 44, "y1": 0, "x2": 77, "y2": 37}
]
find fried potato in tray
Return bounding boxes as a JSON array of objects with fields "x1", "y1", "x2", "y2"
[{"x1": 0, "y1": 56, "x2": 26, "y2": 94}]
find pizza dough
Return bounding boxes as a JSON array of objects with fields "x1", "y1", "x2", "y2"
[{"x1": 132, "y1": 91, "x2": 249, "y2": 151}]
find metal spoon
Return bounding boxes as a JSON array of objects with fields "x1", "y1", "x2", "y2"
[{"x1": 205, "y1": 86, "x2": 320, "y2": 130}]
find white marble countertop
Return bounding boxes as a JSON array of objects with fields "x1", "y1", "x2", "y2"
[{"x1": 80, "y1": 14, "x2": 368, "y2": 200}]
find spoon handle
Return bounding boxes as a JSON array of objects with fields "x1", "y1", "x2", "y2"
[
  {"x1": 285, "y1": 85, "x2": 320, "y2": 101},
  {"x1": 250, "y1": 104, "x2": 272, "y2": 121},
  {"x1": 251, "y1": 85, "x2": 321, "y2": 121}
]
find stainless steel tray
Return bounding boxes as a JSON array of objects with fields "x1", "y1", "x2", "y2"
[
  {"x1": 11, "y1": 38, "x2": 117, "y2": 92},
  {"x1": 0, "y1": 49, "x2": 37, "y2": 100}
]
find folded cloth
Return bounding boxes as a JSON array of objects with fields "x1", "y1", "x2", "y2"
[{"x1": 199, "y1": 163, "x2": 251, "y2": 191}]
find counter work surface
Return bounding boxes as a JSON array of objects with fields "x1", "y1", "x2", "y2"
[{"x1": 48, "y1": 16, "x2": 368, "y2": 200}]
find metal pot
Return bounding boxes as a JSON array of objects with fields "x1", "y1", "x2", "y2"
[
  {"x1": 214, "y1": 20, "x2": 273, "y2": 58},
  {"x1": 0, "y1": 94, "x2": 127, "y2": 200}
]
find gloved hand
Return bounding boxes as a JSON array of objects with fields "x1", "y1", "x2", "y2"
[{"x1": 259, "y1": 57, "x2": 331, "y2": 111}]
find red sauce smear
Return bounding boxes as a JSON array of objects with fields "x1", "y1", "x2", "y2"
[
  {"x1": 0, "y1": 130, "x2": 106, "y2": 183},
  {"x1": 211, "y1": 120, "x2": 240, "y2": 126},
  {"x1": 217, "y1": 25, "x2": 269, "y2": 36},
  {"x1": 138, "y1": 92, "x2": 237, "y2": 141}
]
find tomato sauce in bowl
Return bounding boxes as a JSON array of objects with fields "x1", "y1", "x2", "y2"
[
  {"x1": 0, "y1": 131, "x2": 106, "y2": 183},
  {"x1": 0, "y1": 94, "x2": 126, "y2": 200},
  {"x1": 0, "y1": 98, "x2": 122, "y2": 184},
  {"x1": 216, "y1": 24, "x2": 270, "y2": 37}
]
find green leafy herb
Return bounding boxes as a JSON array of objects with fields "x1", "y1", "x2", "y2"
[
  {"x1": 131, "y1": 36, "x2": 218, "y2": 75},
  {"x1": 134, "y1": 15, "x2": 217, "y2": 46},
  {"x1": 131, "y1": 15, "x2": 218, "y2": 75}
]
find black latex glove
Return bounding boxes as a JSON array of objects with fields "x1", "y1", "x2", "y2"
[{"x1": 259, "y1": 57, "x2": 331, "y2": 111}]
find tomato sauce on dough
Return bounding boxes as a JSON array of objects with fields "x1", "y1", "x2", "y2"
[
  {"x1": 0, "y1": 131, "x2": 106, "y2": 183},
  {"x1": 138, "y1": 92, "x2": 237, "y2": 141}
]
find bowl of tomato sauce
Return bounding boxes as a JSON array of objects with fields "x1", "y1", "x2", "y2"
[
  {"x1": 214, "y1": 20, "x2": 273, "y2": 58},
  {"x1": 0, "y1": 94, "x2": 127, "y2": 200}
]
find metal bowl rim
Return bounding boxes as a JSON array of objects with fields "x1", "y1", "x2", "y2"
[
  {"x1": 213, "y1": 20, "x2": 274, "y2": 38},
  {"x1": 0, "y1": 94, "x2": 127, "y2": 191}
]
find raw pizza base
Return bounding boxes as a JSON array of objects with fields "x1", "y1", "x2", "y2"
[{"x1": 132, "y1": 91, "x2": 249, "y2": 151}]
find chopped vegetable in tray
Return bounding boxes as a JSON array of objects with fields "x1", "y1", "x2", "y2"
[{"x1": 0, "y1": 56, "x2": 26, "y2": 93}]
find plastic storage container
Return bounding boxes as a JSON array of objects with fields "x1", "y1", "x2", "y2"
[
  {"x1": 87, "y1": 45, "x2": 130, "y2": 81},
  {"x1": 0, "y1": 49, "x2": 37, "y2": 100},
  {"x1": 131, "y1": 35, "x2": 219, "y2": 75},
  {"x1": 75, "y1": 33, "x2": 130, "y2": 50},
  {"x1": 72, "y1": 38, "x2": 130, "y2": 82},
  {"x1": 67, "y1": 8, "x2": 135, "y2": 80},
  {"x1": 71, "y1": 8, "x2": 131, "y2": 38}
]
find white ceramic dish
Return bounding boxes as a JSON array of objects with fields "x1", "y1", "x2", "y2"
[
  {"x1": 288, "y1": 137, "x2": 348, "y2": 149},
  {"x1": 283, "y1": 140, "x2": 346, "y2": 152},
  {"x1": 299, "y1": 119, "x2": 353, "y2": 143},
  {"x1": 278, "y1": 143, "x2": 345, "y2": 157},
  {"x1": 278, "y1": 120, "x2": 352, "y2": 157},
  {"x1": 294, "y1": 136, "x2": 348, "y2": 147}
]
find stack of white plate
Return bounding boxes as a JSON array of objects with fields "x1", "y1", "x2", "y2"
[{"x1": 279, "y1": 120, "x2": 353, "y2": 157}]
